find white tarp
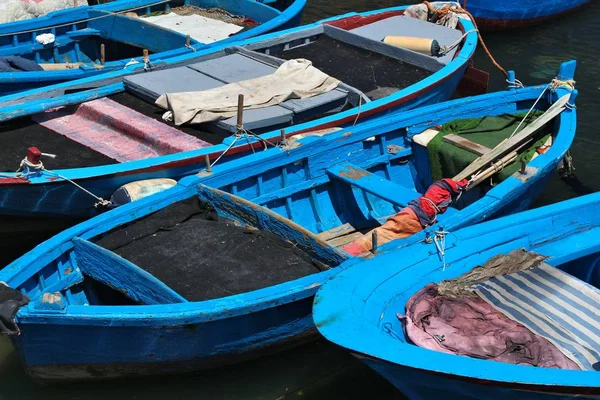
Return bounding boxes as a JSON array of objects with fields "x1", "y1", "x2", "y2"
[
  {"x1": 0, "y1": 0, "x2": 88, "y2": 24},
  {"x1": 142, "y1": 12, "x2": 243, "y2": 44},
  {"x1": 156, "y1": 59, "x2": 341, "y2": 126}
]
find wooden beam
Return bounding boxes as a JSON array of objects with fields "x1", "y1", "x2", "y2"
[
  {"x1": 40, "y1": 62, "x2": 82, "y2": 71},
  {"x1": 73, "y1": 238, "x2": 187, "y2": 305},
  {"x1": 454, "y1": 94, "x2": 569, "y2": 181},
  {"x1": 443, "y1": 133, "x2": 491, "y2": 156}
]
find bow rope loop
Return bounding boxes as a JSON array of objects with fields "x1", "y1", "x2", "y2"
[
  {"x1": 423, "y1": 1, "x2": 508, "y2": 78},
  {"x1": 433, "y1": 227, "x2": 449, "y2": 271},
  {"x1": 14, "y1": 152, "x2": 111, "y2": 209},
  {"x1": 507, "y1": 77, "x2": 576, "y2": 139}
]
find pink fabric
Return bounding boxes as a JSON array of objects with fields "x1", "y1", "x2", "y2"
[
  {"x1": 401, "y1": 284, "x2": 580, "y2": 370},
  {"x1": 33, "y1": 98, "x2": 211, "y2": 163}
]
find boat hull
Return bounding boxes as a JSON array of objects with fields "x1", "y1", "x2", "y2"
[
  {"x1": 0, "y1": 61, "x2": 468, "y2": 220},
  {"x1": 14, "y1": 295, "x2": 317, "y2": 381},
  {"x1": 361, "y1": 356, "x2": 600, "y2": 399},
  {"x1": 0, "y1": 0, "x2": 306, "y2": 95},
  {"x1": 465, "y1": 0, "x2": 593, "y2": 30}
]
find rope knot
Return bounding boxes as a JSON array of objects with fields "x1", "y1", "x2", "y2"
[{"x1": 550, "y1": 78, "x2": 576, "y2": 91}]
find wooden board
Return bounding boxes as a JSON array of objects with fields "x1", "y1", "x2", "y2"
[
  {"x1": 317, "y1": 222, "x2": 357, "y2": 241},
  {"x1": 443, "y1": 133, "x2": 491, "y2": 156},
  {"x1": 327, "y1": 231, "x2": 365, "y2": 248},
  {"x1": 454, "y1": 93, "x2": 569, "y2": 181}
]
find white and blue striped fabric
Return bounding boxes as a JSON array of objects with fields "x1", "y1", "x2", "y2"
[{"x1": 474, "y1": 263, "x2": 600, "y2": 371}]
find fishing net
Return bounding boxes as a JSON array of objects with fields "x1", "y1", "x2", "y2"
[{"x1": 145, "y1": 5, "x2": 258, "y2": 27}]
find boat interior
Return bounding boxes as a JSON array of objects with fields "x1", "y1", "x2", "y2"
[
  {"x1": 386, "y1": 241, "x2": 600, "y2": 372},
  {"x1": 0, "y1": 0, "x2": 277, "y2": 74},
  {"x1": 0, "y1": 11, "x2": 470, "y2": 172},
  {"x1": 16, "y1": 186, "x2": 347, "y2": 307},
  {"x1": 10, "y1": 94, "x2": 563, "y2": 309}
]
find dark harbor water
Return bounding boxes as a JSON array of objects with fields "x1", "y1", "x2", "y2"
[{"x1": 1, "y1": 1, "x2": 600, "y2": 399}]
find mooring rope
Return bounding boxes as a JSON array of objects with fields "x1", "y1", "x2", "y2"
[
  {"x1": 15, "y1": 157, "x2": 111, "y2": 208},
  {"x1": 423, "y1": 1, "x2": 508, "y2": 78},
  {"x1": 508, "y1": 77, "x2": 576, "y2": 139}
]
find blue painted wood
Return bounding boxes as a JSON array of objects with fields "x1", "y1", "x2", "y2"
[
  {"x1": 327, "y1": 163, "x2": 419, "y2": 208},
  {"x1": 463, "y1": 0, "x2": 593, "y2": 30},
  {"x1": 197, "y1": 184, "x2": 347, "y2": 267},
  {"x1": 314, "y1": 192, "x2": 600, "y2": 399},
  {"x1": 73, "y1": 237, "x2": 188, "y2": 304},
  {"x1": 0, "y1": 5, "x2": 479, "y2": 220},
  {"x1": 0, "y1": 73, "x2": 578, "y2": 381},
  {"x1": 0, "y1": 0, "x2": 306, "y2": 95}
]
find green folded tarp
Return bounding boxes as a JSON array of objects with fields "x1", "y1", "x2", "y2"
[{"x1": 427, "y1": 111, "x2": 550, "y2": 182}]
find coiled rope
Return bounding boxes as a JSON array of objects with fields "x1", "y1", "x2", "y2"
[{"x1": 423, "y1": 1, "x2": 508, "y2": 78}]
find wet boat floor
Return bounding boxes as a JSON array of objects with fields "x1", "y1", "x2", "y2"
[
  {"x1": 0, "y1": 115, "x2": 117, "y2": 172},
  {"x1": 96, "y1": 198, "x2": 322, "y2": 302},
  {"x1": 270, "y1": 36, "x2": 434, "y2": 100}
]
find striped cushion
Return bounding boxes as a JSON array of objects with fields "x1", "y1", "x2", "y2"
[{"x1": 474, "y1": 263, "x2": 600, "y2": 371}]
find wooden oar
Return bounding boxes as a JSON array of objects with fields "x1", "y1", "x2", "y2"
[{"x1": 453, "y1": 93, "x2": 570, "y2": 181}]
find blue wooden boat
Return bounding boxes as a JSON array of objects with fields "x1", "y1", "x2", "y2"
[
  {"x1": 0, "y1": 0, "x2": 305, "y2": 95},
  {"x1": 463, "y1": 0, "x2": 592, "y2": 30},
  {"x1": 0, "y1": 71, "x2": 577, "y2": 381},
  {"x1": 314, "y1": 193, "x2": 600, "y2": 399},
  {"x1": 0, "y1": 5, "x2": 479, "y2": 222}
]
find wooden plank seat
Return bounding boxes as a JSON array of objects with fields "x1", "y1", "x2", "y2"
[
  {"x1": 349, "y1": 15, "x2": 465, "y2": 65},
  {"x1": 327, "y1": 163, "x2": 421, "y2": 208},
  {"x1": 327, "y1": 163, "x2": 458, "y2": 214},
  {"x1": 124, "y1": 51, "x2": 350, "y2": 134}
]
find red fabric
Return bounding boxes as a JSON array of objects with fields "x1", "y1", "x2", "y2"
[{"x1": 418, "y1": 178, "x2": 468, "y2": 217}]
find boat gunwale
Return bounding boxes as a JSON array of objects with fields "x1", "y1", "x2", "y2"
[
  {"x1": 0, "y1": 0, "x2": 304, "y2": 86},
  {"x1": 0, "y1": 8, "x2": 478, "y2": 190},
  {"x1": 313, "y1": 198, "x2": 600, "y2": 389},
  {"x1": 1, "y1": 84, "x2": 577, "y2": 328}
]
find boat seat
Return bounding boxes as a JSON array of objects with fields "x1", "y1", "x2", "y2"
[
  {"x1": 124, "y1": 52, "x2": 350, "y2": 134},
  {"x1": 190, "y1": 53, "x2": 350, "y2": 131},
  {"x1": 349, "y1": 15, "x2": 464, "y2": 64},
  {"x1": 187, "y1": 53, "x2": 277, "y2": 82},
  {"x1": 327, "y1": 163, "x2": 458, "y2": 217},
  {"x1": 124, "y1": 67, "x2": 225, "y2": 104},
  {"x1": 327, "y1": 163, "x2": 420, "y2": 208}
]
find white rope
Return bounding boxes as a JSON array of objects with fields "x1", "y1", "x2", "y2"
[
  {"x1": 0, "y1": 0, "x2": 172, "y2": 37},
  {"x1": 124, "y1": 58, "x2": 140, "y2": 68},
  {"x1": 508, "y1": 86, "x2": 548, "y2": 139},
  {"x1": 508, "y1": 77, "x2": 575, "y2": 139},
  {"x1": 506, "y1": 78, "x2": 524, "y2": 88},
  {"x1": 433, "y1": 228, "x2": 449, "y2": 271},
  {"x1": 15, "y1": 157, "x2": 111, "y2": 208},
  {"x1": 352, "y1": 95, "x2": 363, "y2": 126},
  {"x1": 421, "y1": 197, "x2": 440, "y2": 225},
  {"x1": 439, "y1": 29, "x2": 478, "y2": 56}
]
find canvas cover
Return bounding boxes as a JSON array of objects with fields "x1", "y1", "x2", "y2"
[{"x1": 155, "y1": 59, "x2": 340, "y2": 126}]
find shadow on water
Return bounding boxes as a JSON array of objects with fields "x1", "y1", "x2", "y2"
[
  {"x1": 2, "y1": 0, "x2": 600, "y2": 398},
  {"x1": 0, "y1": 337, "x2": 400, "y2": 400}
]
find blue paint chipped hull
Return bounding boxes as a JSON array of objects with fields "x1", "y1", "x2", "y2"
[
  {"x1": 0, "y1": 69, "x2": 577, "y2": 381},
  {"x1": 16, "y1": 296, "x2": 318, "y2": 381},
  {"x1": 464, "y1": 0, "x2": 593, "y2": 30},
  {"x1": 0, "y1": 0, "x2": 306, "y2": 95}
]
